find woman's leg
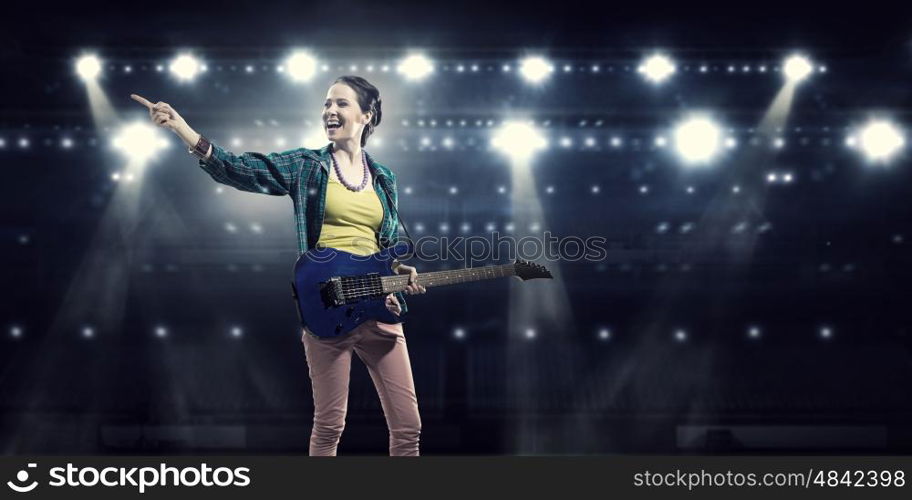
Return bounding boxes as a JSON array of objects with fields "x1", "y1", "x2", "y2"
[
  {"x1": 301, "y1": 329, "x2": 357, "y2": 456},
  {"x1": 353, "y1": 320, "x2": 422, "y2": 456}
]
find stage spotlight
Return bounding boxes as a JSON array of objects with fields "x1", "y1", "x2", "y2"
[
  {"x1": 231, "y1": 326, "x2": 243, "y2": 338},
  {"x1": 111, "y1": 122, "x2": 169, "y2": 165},
  {"x1": 302, "y1": 124, "x2": 329, "y2": 150},
  {"x1": 598, "y1": 328, "x2": 611, "y2": 341},
  {"x1": 638, "y1": 53, "x2": 676, "y2": 84},
  {"x1": 284, "y1": 50, "x2": 317, "y2": 83},
  {"x1": 76, "y1": 54, "x2": 102, "y2": 81},
  {"x1": 169, "y1": 53, "x2": 203, "y2": 82},
  {"x1": 155, "y1": 326, "x2": 168, "y2": 338},
  {"x1": 783, "y1": 54, "x2": 813, "y2": 83},
  {"x1": 453, "y1": 327, "x2": 466, "y2": 339},
  {"x1": 397, "y1": 53, "x2": 434, "y2": 81},
  {"x1": 491, "y1": 121, "x2": 547, "y2": 160},
  {"x1": 519, "y1": 56, "x2": 554, "y2": 84},
  {"x1": 674, "y1": 329, "x2": 687, "y2": 342},
  {"x1": 524, "y1": 328, "x2": 536, "y2": 340},
  {"x1": 672, "y1": 116, "x2": 722, "y2": 165},
  {"x1": 854, "y1": 120, "x2": 905, "y2": 163}
]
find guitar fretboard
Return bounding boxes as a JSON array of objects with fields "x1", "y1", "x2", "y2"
[{"x1": 380, "y1": 263, "x2": 517, "y2": 294}]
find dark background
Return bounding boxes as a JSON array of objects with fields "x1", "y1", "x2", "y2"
[{"x1": 2, "y1": 1, "x2": 912, "y2": 454}]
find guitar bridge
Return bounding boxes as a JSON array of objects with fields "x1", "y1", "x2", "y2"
[
  {"x1": 320, "y1": 273, "x2": 385, "y2": 308},
  {"x1": 319, "y1": 277, "x2": 347, "y2": 308}
]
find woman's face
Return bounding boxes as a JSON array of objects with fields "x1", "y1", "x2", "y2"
[{"x1": 322, "y1": 83, "x2": 371, "y2": 145}]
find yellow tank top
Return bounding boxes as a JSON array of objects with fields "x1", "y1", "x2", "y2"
[{"x1": 316, "y1": 174, "x2": 383, "y2": 255}]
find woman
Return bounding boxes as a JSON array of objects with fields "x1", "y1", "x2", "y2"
[{"x1": 131, "y1": 75, "x2": 427, "y2": 456}]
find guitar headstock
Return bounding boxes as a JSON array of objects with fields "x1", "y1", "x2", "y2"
[{"x1": 514, "y1": 260, "x2": 553, "y2": 280}]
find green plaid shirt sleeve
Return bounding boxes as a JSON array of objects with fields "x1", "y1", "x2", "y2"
[
  {"x1": 198, "y1": 143, "x2": 300, "y2": 195},
  {"x1": 384, "y1": 172, "x2": 410, "y2": 316},
  {"x1": 386, "y1": 172, "x2": 400, "y2": 242}
]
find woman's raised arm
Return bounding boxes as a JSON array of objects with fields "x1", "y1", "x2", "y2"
[
  {"x1": 131, "y1": 93, "x2": 207, "y2": 157},
  {"x1": 130, "y1": 93, "x2": 298, "y2": 195}
]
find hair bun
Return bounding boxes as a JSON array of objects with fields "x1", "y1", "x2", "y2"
[{"x1": 372, "y1": 97, "x2": 383, "y2": 126}]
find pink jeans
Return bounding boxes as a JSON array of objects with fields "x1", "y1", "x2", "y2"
[{"x1": 301, "y1": 319, "x2": 421, "y2": 456}]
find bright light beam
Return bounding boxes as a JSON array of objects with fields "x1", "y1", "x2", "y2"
[
  {"x1": 492, "y1": 119, "x2": 575, "y2": 453},
  {"x1": 783, "y1": 54, "x2": 813, "y2": 83},
  {"x1": 111, "y1": 121, "x2": 170, "y2": 166},
  {"x1": 169, "y1": 53, "x2": 203, "y2": 82},
  {"x1": 74, "y1": 52, "x2": 118, "y2": 130},
  {"x1": 302, "y1": 123, "x2": 329, "y2": 150},
  {"x1": 673, "y1": 115, "x2": 723, "y2": 166},
  {"x1": 396, "y1": 53, "x2": 434, "y2": 81},
  {"x1": 519, "y1": 56, "x2": 554, "y2": 84},
  {"x1": 284, "y1": 50, "x2": 318, "y2": 83},
  {"x1": 853, "y1": 120, "x2": 906, "y2": 164},
  {"x1": 76, "y1": 54, "x2": 102, "y2": 81},
  {"x1": 638, "y1": 53, "x2": 676, "y2": 84},
  {"x1": 491, "y1": 121, "x2": 548, "y2": 161}
]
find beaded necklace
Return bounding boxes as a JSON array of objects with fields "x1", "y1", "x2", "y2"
[{"x1": 330, "y1": 145, "x2": 370, "y2": 192}]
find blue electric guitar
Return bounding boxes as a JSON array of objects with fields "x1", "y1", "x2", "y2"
[{"x1": 291, "y1": 242, "x2": 553, "y2": 338}]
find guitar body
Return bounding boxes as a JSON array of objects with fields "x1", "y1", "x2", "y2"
[
  {"x1": 291, "y1": 241, "x2": 552, "y2": 339},
  {"x1": 292, "y1": 244, "x2": 406, "y2": 338}
]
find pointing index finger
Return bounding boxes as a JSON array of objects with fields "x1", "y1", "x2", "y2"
[{"x1": 130, "y1": 94, "x2": 153, "y2": 110}]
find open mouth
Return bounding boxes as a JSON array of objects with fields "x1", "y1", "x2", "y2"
[{"x1": 326, "y1": 121, "x2": 342, "y2": 131}]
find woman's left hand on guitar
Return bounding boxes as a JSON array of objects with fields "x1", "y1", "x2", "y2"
[
  {"x1": 395, "y1": 263, "x2": 426, "y2": 295},
  {"x1": 385, "y1": 263, "x2": 425, "y2": 315}
]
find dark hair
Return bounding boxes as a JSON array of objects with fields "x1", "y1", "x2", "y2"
[{"x1": 333, "y1": 75, "x2": 382, "y2": 147}]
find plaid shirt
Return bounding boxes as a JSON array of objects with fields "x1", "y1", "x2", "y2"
[{"x1": 198, "y1": 142, "x2": 409, "y2": 315}]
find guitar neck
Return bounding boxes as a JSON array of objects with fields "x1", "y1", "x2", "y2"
[{"x1": 381, "y1": 263, "x2": 516, "y2": 294}]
